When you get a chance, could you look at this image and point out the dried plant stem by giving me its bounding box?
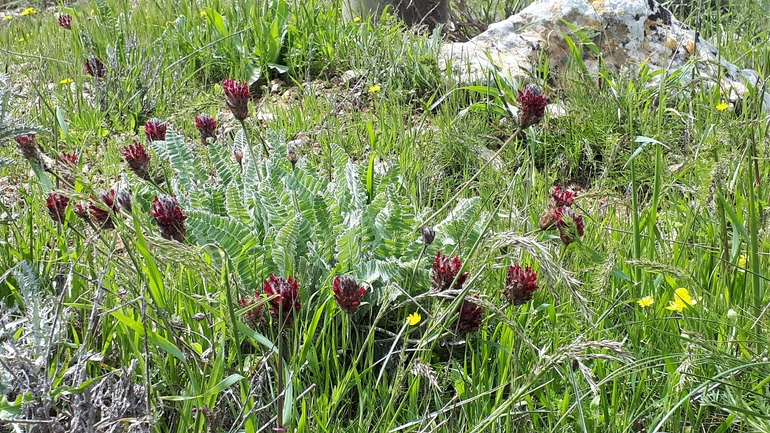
[422,127,523,227]
[276,332,285,428]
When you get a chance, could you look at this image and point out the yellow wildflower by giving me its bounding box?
[407,311,421,326]
[353,16,361,22]
[4,15,12,20]
[199,11,207,17]
[60,78,73,84]
[665,288,701,312]
[18,37,24,42]
[368,85,381,93]
[21,7,36,16]
[737,254,747,269]
[716,102,729,111]
[637,296,654,308]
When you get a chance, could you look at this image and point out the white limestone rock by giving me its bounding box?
[441,0,769,109]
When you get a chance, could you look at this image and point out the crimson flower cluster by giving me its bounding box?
[431,252,468,292]
[452,296,484,336]
[150,195,187,242]
[554,205,585,245]
[516,83,548,128]
[539,186,574,229]
[430,249,485,335]
[89,189,119,229]
[195,114,217,146]
[539,185,584,245]
[504,264,539,306]
[223,79,251,121]
[85,56,105,79]
[333,275,366,314]
[144,118,167,142]
[59,152,78,166]
[58,14,72,30]
[122,141,151,180]
[14,133,40,163]
[46,193,69,224]
[263,274,301,329]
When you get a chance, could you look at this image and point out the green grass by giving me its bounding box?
[1,0,770,432]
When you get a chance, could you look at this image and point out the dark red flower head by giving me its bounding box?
[122,141,151,179]
[89,189,118,229]
[58,14,72,30]
[14,133,40,162]
[263,274,301,329]
[551,186,574,207]
[516,83,547,128]
[333,275,366,314]
[452,296,484,336]
[85,56,105,78]
[144,118,167,142]
[239,294,267,327]
[554,205,584,245]
[539,186,575,229]
[504,264,539,305]
[46,193,69,224]
[223,79,251,121]
[72,201,89,219]
[59,152,78,166]
[150,195,187,242]
[431,252,468,292]
[194,113,217,145]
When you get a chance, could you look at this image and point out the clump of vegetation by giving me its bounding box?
[1,0,769,432]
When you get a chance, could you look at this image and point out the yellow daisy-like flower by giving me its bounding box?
[21,7,37,16]
[737,254,747,269]
[4,15,12,20]
[665,288,701,312]
[716,102,729,111]
[200,11,207,17]
[368,85,381,93]
[60,78,73,84]
[637,296,654,308]
[353,16,361,22]
[407,311,421,326]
